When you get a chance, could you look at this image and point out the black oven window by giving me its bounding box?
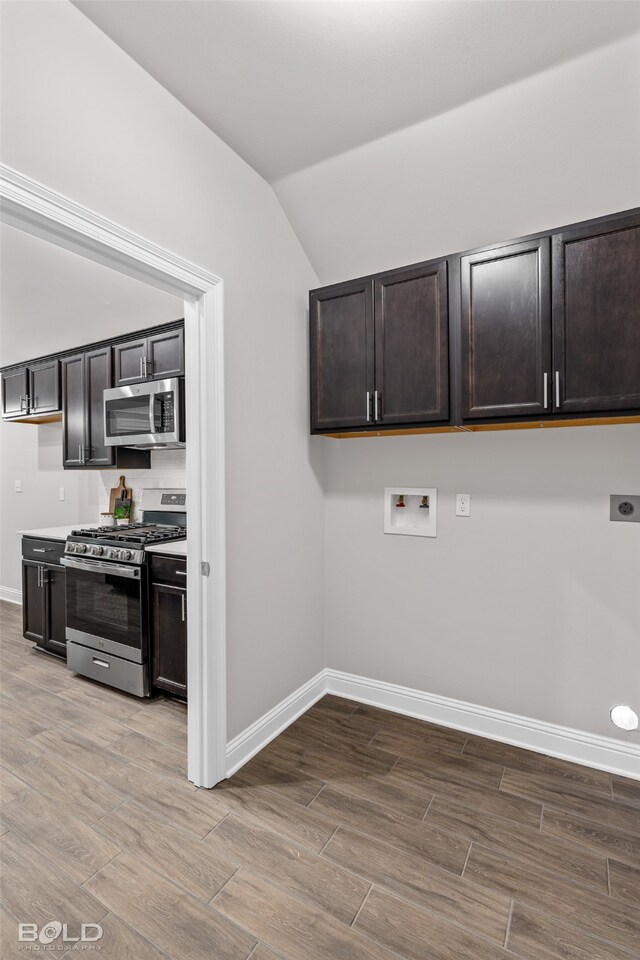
[106,395,150,436]
[66,569,141,650]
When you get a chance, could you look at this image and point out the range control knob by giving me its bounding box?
[66,543,76,553]
[109,549,120,560]
[120,550,132,561]
[76,543,87,554]
[91,546,104,556]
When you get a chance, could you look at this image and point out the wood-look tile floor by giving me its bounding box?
[1,599,639,960]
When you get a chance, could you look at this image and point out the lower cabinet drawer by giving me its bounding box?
[67,641,149,697]
[150,555,187,586]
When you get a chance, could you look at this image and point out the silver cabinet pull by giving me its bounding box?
[36,566,41,588]
[139,357,145,379]
[181,593,186,623]
[555,371,560,408]
[374,390,380,421]
[543,372,548,409]
[145,357,152,377]
[33,548,54,553]
[174,570,187,576]
[92,657,110,669]
[366,391,370,422]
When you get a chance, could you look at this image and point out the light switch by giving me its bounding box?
[59,487,65,501]
[14,480,22,494]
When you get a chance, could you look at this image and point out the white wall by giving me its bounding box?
[279,35,640,742]
[0,0,324,740]
[275,33,640,284]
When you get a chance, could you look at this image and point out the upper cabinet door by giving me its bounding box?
[61,353,86,467]
[29,359,60,415]
[85,346,115,467]
[2,367,29,418]
[460,238,551,420]
[552,214,640,413]
[310,279,375,431]
[147,327,184,379]
[113,338,148,386]
[374,260,449,424]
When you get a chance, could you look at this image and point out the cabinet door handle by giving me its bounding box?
[366,391,370,423]
[139,357,145,379]
[543,372,548,409]
[37,566,43,588]
[174,570,187,576]
[555,371,560,408]
[181,593,186,623]
[374,390,380,421]
[145,357,152,377]
[20,395,30,411]
[92,657,110,669]
[33,548,54,553]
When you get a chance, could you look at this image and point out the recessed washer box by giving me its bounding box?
[384,487,437,538]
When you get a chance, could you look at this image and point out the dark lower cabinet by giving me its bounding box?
[552,213,640,414]
[22,542,67,658]
[150,556,187,699]
[460,238,551,420]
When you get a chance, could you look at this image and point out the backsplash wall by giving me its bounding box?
[0,419,185,594]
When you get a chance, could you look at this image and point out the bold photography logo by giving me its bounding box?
[18,921,103,949]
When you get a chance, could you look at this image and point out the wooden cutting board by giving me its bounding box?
[108,476,132,515]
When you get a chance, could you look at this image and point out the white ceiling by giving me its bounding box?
[73,0,640,183]
[0,224,183,367]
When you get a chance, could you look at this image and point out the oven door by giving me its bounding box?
[62,557,146,662]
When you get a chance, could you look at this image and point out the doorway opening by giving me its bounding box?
[0,163,226,787]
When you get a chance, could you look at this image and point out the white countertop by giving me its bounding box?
[17,524,99,541]
[145,540,188,557]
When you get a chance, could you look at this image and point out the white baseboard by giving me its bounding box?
[326,669,640,781]
[226,666,640,780]
[0,586,22,605]
[225,670,326,777]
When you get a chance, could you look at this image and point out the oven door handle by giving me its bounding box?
[61,557,140,578]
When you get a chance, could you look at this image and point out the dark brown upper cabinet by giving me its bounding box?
[460,238,551,420]
[310,279,374,431]
[114,326,184,386]
[62,347,149,469]
[1,366,28,418]
[2,360,60,419]
[374,260,449,425]
[552,213,640,414]
[310,261,449,432]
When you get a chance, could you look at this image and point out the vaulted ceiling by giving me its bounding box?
[73,0,640,184]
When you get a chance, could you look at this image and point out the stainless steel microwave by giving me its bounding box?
[104,378,185,449]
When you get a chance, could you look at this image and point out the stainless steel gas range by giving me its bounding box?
[62,488,186,697]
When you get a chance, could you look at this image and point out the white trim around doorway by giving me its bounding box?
[0,163,226,787]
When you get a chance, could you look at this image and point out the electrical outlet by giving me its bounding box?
[14,480,22,494]
[610,494,640,523]
[59,487,65,501]
[456,493,470,517]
